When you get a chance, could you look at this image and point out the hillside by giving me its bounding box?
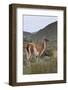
[23,21,57,47]
[31,21,57,41]
[23,31,32,38]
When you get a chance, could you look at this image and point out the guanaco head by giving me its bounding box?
[43,38,49,42]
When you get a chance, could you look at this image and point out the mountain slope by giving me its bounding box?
[31,21,57,41]
[23,31,32,39]
[23,21,57,47]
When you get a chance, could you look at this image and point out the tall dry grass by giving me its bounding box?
[23,48,57,75]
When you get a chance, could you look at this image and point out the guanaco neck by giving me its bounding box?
[40,40,47,56]
[43,40,47,50]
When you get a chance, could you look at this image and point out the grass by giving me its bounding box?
[23,47,57,75]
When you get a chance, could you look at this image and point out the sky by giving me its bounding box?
[23,15,57,33]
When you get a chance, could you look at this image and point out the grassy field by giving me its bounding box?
[23,46,57,75]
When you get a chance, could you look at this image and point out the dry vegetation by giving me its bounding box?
[23,47,57,75]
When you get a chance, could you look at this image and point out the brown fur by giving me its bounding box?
[24,39,48,60]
